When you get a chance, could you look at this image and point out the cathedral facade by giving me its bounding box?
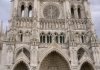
[0,0,100,70]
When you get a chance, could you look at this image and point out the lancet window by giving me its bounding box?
[71,7,75,18]
[60,33,65,43]
[55,33,58,43]
[40,33,45,43]
[21,5,25,17]
[47,33,52,43]
[78,7,81,19]
[19,31,23,42]
[28,5,32,17]
[81,33,85,43]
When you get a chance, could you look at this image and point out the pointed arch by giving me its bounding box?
[77,46,90,61]
[15,47,30,60]
[79,61,95,70]
[38,47,71,70]
[77,48,86,60]
[39,47,70,65]
[12,60,30,70]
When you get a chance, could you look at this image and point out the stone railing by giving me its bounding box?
[40,18,65,30]
[14,17,33,28]
[69,19,88,30]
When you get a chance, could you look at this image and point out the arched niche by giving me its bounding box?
[16,48,30,60]
[80,62,94,70]
[13,61,29,70]
[39,51,70,70]
[77,48,88,60]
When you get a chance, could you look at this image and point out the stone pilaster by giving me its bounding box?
[25,6,28,17]
[74,7,78,19]
[65,0,71,18]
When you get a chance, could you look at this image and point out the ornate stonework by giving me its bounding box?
[0,0,100,70]
[43,5,60,19]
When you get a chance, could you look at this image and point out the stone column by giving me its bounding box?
[70,47,78,65]
[18,6,21,17]
[80,9,84,19]
[58,36,60,43]
[65,0,71,18]
[10,0,14,19]
[45,35,47,43]
[25,6,28,17]
[83,0,91,18]
[34,0,38,10]
[31,45,38,67]
[14,0,18,9]
[74,7,78,19]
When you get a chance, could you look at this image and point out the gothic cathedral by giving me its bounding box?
[0,0,100,70]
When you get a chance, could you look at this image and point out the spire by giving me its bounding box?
[0,21,3,35]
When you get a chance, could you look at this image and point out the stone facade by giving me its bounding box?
[0,0,100,70]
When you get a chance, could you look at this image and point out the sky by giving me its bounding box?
[0,0,100,39]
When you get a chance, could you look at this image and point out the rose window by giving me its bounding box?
[43,5,60,19]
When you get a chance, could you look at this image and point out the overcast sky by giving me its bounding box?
[0,0,100,39]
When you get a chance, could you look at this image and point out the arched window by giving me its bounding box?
[55,33,58,43]
[40,33,45,43]
[71,7,75,18]
[47,33,52,43]
[81,33,85,43]
[77,48,85,60]
[21,5,25,17]
[60,33,65,44]
[28,5,32,17]
[78,8,81,19]
[19,31,23,42]
[81,35,84,43]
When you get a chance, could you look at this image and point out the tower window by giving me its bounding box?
[28,5,32,17]
[21,5,25,17]
[71,7,74,18]
[78,8,81,19]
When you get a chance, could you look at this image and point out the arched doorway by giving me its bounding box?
[40,52,70,70]
[14,61,29,70]
[80,62,94,70]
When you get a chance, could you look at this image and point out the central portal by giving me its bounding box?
[40,52,70,70]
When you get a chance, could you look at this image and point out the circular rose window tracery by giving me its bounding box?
[43,5,60,19]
